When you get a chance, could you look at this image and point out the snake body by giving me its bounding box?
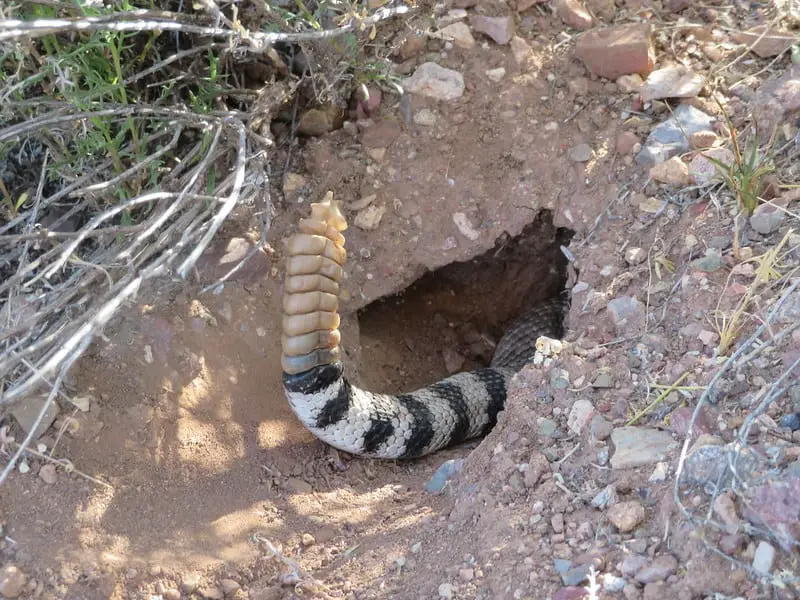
[280,193,568,459]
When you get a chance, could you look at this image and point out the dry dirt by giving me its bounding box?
[1,4,799,600]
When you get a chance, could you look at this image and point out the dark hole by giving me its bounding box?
[355,210,575,395]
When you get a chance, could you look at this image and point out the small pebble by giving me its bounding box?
[752,541,775,574]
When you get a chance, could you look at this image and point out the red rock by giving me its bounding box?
[616,131,640,154]
[553,587,588,600]
[359,120,402,148]
[669,406,712,437]
[734,26,797,58]
[554,0,593,30]
[574,23,655,80]
[754,64,800,137]
[469,15,515,45]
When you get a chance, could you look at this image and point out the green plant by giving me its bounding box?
[703,101,776,217]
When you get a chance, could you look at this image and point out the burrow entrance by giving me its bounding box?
[356,211,575,395]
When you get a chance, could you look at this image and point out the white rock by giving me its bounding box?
[354,204,386,230]
[752,541,776,575]
[403,63,465,101]
[452,212,480,240]
[439,583,455,598]
[440,22,475,49]
[640,65,705,102]
[414,109,438,126]
[567,399,595,434]
[487,67,506,82]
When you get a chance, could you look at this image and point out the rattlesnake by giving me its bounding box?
[280,192,568,459]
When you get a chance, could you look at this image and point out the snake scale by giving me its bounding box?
[280,192,569,459]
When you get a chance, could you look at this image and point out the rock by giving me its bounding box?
[689,147,734,186]
[442,348,465,373]
[636,555,678,583]
[510,36,534,64]
[38,463,57,484]
[553,587,588,600]
[648,461,668,482]
[452,212,480,240]
[691,247,724,272]
[590,414,613,441]
[396,34,425,60]
[681,444,763,490]
[301,533,316,547]
[606,296,646,335]
[642,582,667,600]
[164,589,181,600]
[297,105,343,136]
[469,15,515,45]
[592,370,613,388]
[554,0,593,30]
[181,574,200,595]
[425,458,464,493]
[438,582,455,598]
[753,65,800,139]
[607,500,646,532]
[617,73,643,93]
[567,400,595,434]
[569,143,593,162]
[640,65,705,102]
[354,204,386,231]
[538,418,558,437]
[402,63,465,101]
[574,23,654,80]
[524,450,549,487]
[198,586,223,599]
[610,427,678,469]
[551,513,565,533]
[414,109,437,126]
[719,534,746,555]
[636,104,715,165]
[649,156,690,185]
[458,568,474,581]
[550,368,570,389]
[285,477,313,493]
[487,67,506,82]
[637,196,665,214]
[440,22,475,49]
[435,9,468,28]
[11,394,60,439]
[734,26,797,58]
[602,573,626,592]
[780,412,800,431]
[0,566,26,598]
[743,477,800,550]
[568,77,589,96]
[750,201,786,235]
[752,541,776,575]
[616,131,641,154]
[621,554,648,577]
[697,329,719,347]
[712,491,741,530]
[359,120,402,148]
[624,247,646,265]
[689,130,718,149]
[221,579,241,596]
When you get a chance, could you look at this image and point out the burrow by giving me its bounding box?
[354,210,575,395]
